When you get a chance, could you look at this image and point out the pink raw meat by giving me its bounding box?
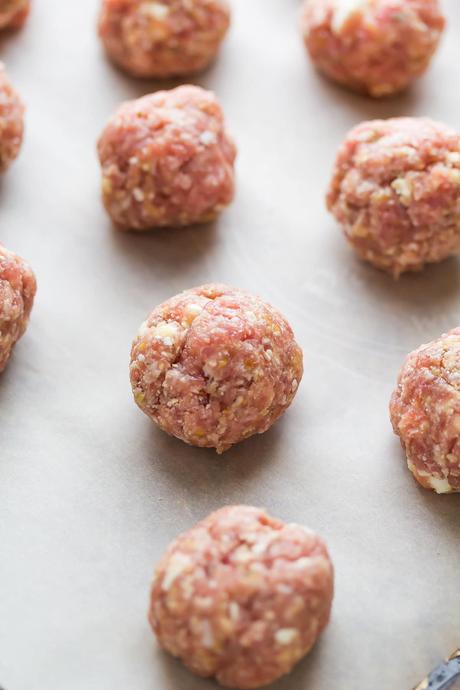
[98,0,230,78]
[390,328,460,494]
[97,85,236,230]
[130,284,303,452]
[0,243,36,372]
[0,64,24,172]
[149,506,334,688]
[301,0,445,97]
[327,117,460,276]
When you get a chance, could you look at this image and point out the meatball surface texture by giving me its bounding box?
[0,243,36,372]
[327,117,460,276]
[98,85,236,230]
[390,328,460,494]
[130,284,303,452]
[149,505,334,688]
[98,0,230,78]
[0,64,24,172]
[301,0,445,97]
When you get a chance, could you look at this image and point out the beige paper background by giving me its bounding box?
[1,1,459,689]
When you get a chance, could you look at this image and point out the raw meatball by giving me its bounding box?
[97,85,236,230]
[390,329,460,494]
[0,0,30,30]
[149,506,334,689]
[301,0,445,97]
[98,0,230,78]
[130,284,303,453]
[0,243,36,372]
[327,117,460,277]
[0,64,24,172]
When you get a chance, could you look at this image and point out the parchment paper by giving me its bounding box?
[1,1,459,689]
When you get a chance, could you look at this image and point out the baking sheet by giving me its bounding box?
[1,1,460,689]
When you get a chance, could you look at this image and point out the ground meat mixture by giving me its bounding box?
[0,243,36,372]
[0,64,24,172]
[97,85,236,230]
[390,328,460,494]
[0,0,30,30]
[149,506,334,688]
[98,0,230,78]
[130,284,303,453]
[327,117,460,277]
[301,0,445,97]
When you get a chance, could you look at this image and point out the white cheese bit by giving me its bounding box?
[391,177,412,205]
[427,476,453,494]
[447,151,460,166]
[294,557,313,569]
[162,553,192,591]
[199,130,217,146]
[133,187,145,202]
[154,321,180,341]
[182,303,203,325]
[242,532,258,544]
[229,602,240,622]
[408,462,453,494]
[252,541,268,556]
[201,620,215,649]
[141,2,169,20]
[332,0,370,33]
[233,545,253,563]
[250,532,277,556]
[275,628,298,645]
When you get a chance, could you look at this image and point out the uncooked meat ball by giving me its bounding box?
[149,506,334,689]
[97,85,236,230]
[0,243,36,372]
[130,284,303,452]
[98,0,230,78]
[301,0,445,97]
[327,117,460,277]
[0,0,30,30]
[0,64,24,172]
[390,329,460,494]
